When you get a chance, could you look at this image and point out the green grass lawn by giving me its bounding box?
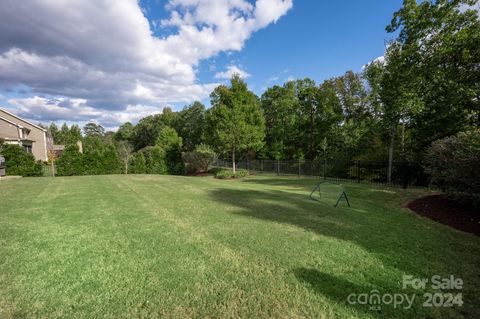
[1,175,479,318]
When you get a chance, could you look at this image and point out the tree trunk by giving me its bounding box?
[232,149,236,174]
[387,126,396,184]
[125,161,128,174]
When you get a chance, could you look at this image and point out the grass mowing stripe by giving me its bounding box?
[1,175,479,318]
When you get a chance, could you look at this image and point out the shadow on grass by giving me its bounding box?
[208,180,480,318]
[293,268,426,318]
[294,268,376,317]
[208,184,461,278]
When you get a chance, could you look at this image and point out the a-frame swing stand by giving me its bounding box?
[309,181,350,207]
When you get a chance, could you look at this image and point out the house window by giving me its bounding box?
[23,144,32,153]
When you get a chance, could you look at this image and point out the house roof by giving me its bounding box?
[0,114,23,128]
[0,108,47,132]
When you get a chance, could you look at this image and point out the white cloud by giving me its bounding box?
[266,75,279,83]
[215,65,251,79]
[6,96,162,129]
[0,0,292,125]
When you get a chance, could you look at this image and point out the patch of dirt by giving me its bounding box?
[407,195,480,236]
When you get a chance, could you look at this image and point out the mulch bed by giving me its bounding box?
[407,195,479,236]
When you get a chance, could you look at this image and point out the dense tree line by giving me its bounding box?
[41,0,478,182]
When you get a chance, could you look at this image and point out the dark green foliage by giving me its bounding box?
[206,75,265,172]
[156,127,184,175]
[0,144,42,176]
[130,152,147,174]
[142,146,168,174]
[56,137,121,176]
[173,101,206,151]
[102,131,116,145]
[261,82,300,159]
[386,0,480,155]
[114,122,134,142]
[82,136,105,175]
[102,143,122,174]
[160,107,177,127]
[131,115,165,150]
[182,144,217,174]
[47,123,59,144]
[83,122,105,137]
[56,145,84,176]
[51,123,82,145]
[131,108,177,151]
[425,129,480,202]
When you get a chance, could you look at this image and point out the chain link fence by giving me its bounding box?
[39,157,429,188]
[213,158,429,188]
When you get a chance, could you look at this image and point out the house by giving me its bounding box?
[0,108,49,161]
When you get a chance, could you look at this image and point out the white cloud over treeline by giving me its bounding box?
[0,0,292,126]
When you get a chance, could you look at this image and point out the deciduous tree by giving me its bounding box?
[206,75,265,173]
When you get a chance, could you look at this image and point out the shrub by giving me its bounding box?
[130,152,147,174]
[424,129,480,202]
[215,169,233,179]
[56,144,84,176]
[183,144,217,174]
[102,143,122,174]
[142,146,168,174]
[0,144,42,176]
[82,136,122,175]
[214,168,249,179]
[235,169,249,178]
[156,127,184,175]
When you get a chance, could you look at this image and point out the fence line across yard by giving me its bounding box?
[212,158,429,189]
[38,158,429,189]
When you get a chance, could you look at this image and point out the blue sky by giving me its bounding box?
[193,0,402,94]
[0,0,402,128]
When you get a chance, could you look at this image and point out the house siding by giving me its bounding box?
[0,109,48,161]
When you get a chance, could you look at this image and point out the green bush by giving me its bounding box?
[82,136,122,175]
[425,129,480,201]
[130,152,147,174]
[56,144,83,176]
[215,169,233,179]
[142,146,168,174]
[183,144,217,174]
[214,168,249,179]
[0,144,42,176]
[235,169,249,178]
[102,143,122,174]
[156,127,184,175]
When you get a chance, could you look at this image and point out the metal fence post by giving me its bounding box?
[210,157,425,188]
[323,159,326,180]
[357,160,361,184]
[402,161,408,189]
